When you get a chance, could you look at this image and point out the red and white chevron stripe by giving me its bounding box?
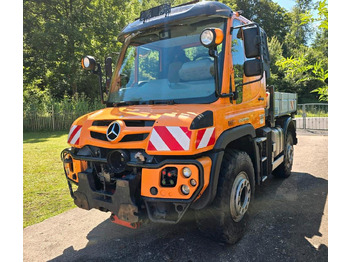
[195,127,215,149]
[147,126,192,151]
[67,125,82,145]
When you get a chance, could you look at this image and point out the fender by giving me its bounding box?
[192,124,259,209]
[276,116,298,145]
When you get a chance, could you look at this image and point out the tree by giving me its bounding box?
[276,0,328,101]
[229,0,290,44]
[23,0,328,104]
[23,0,143,99]
[283,0,313,55]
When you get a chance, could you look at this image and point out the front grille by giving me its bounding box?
[92,120,113,126]
[90,119,153,142]
[90,131,108,141]
[124,120,155,127]
[120,133,149,142]
[90,132,149,142]
[92,119,155,127]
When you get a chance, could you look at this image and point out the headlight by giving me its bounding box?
[182,167,192,178]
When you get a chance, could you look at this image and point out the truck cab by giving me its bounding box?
[62,1,297,244]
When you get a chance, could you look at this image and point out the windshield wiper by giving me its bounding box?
[114,100,176,107]
[114,101,141,107]
[148,100,176,105]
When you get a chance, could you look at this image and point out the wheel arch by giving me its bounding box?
[192,124,260,209]
[276,116,298,145]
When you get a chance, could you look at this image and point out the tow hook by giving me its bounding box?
[110,213,141,229]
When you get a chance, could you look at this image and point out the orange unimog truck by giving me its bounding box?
[61,1,298,244]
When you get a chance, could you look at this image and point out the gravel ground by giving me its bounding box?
[23,130,328,262]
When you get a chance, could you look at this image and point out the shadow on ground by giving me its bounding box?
[50,172,327,262]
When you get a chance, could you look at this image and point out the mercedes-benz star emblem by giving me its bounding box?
[106,121,121,141]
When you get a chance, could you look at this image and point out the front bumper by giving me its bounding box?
[129,159,210,223]
[73,171,140,224]
[62,148,211,224]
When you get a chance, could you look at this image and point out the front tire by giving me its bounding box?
[195,149,255,244]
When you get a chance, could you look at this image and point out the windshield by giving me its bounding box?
[108,17,226,105]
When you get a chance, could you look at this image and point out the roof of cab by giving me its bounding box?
[117,1,233,42]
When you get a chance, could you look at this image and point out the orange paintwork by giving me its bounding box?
[141,157,211,200]
[214,28,224,45]
[67,15,268,201]
[64,154,87,183]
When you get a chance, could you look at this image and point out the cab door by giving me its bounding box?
[231,18,265,106]
[230,18,266,128]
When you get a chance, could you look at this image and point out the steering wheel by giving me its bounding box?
[137,81,148,87]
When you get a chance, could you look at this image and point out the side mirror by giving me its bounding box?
[120,74,129,87]
[81,56,96,71]
[105,57,113,78]
[244,59,262,77]
[243,27,260,58]
[200,28,224,48]
[81,55,105,104]
[105,57,113,92]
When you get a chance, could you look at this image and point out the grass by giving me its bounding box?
[295,112,328,118]
[23,131,76,228]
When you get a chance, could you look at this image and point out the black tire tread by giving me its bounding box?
[195,149,254,244]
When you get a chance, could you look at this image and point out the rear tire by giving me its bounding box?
[272,131,294,178]
[195,149,255,244]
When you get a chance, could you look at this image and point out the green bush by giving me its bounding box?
[23,92,104,131]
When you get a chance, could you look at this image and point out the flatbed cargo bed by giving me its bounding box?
[274,92,297,117]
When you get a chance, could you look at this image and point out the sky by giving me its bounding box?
[273,0,329,12]
[273,0,296,11]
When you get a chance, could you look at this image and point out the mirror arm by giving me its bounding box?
[218,64,264,100]
[209,48,221,97]
[220,92,237,99]
[92,63,106,104]
[230,22,260,34]
[220,72,263,101]
[235,71,264,89]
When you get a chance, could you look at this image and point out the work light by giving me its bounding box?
[81,55,96,70]
[200,28,224,48]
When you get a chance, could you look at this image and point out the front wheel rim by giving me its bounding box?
[286,142,294,169]
[230,172,251,222]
